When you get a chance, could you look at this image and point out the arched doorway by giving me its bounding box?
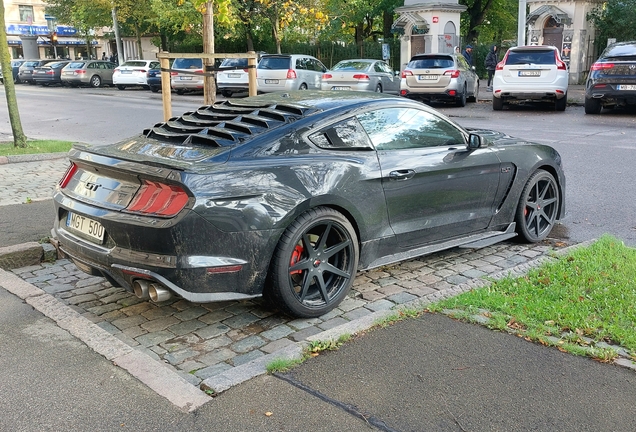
[542,17,563,49]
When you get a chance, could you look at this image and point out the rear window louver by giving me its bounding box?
[143,100,314,146]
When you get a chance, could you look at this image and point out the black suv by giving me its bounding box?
[585,41,636,114]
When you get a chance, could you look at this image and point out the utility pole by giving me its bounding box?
[112,6,124,64]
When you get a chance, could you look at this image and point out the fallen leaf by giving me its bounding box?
[265,412,273,417]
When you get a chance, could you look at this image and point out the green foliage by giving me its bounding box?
[266,357,304,373]
[429,235,636,360]
[0,140,73,156]
[587,0,636,49]
[307,333,351,353]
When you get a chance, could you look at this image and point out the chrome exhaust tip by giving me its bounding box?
[132,279,151,300]
[148,283,172,302]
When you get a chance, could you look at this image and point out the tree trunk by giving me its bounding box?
[355,22,364,57]
[160,32,168,52]
[0,0,27,147]
[203,1,216,105]
[383,11,393,40]
[135,23,143,59]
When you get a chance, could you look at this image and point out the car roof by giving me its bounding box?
[508,45,557,51]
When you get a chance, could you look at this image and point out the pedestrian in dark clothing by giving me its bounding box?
[485,45,498,91]
[462,45,474,67]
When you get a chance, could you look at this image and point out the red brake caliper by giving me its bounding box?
[289,244,304,275]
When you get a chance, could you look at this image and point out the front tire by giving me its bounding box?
[515,170,560,243]
[585,97,602,114]
[270,207,359,318]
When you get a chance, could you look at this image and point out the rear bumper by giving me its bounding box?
[586,84,636,106]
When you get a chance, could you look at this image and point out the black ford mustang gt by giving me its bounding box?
[53,91,565,317]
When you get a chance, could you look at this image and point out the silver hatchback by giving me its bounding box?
[257,54,327,93]
[400,53,479,106]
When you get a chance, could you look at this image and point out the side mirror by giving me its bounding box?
[468,133,483,149]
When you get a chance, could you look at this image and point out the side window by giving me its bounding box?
[374,62,384,73]
[315,59,327,72]
[457,56,468,70]
[150,61,160,69]
[296,58,307,70]
[357,108,465,150]
[308,117,373,150]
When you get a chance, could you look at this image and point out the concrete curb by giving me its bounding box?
[0,152,68,165]
[0,268,211,412]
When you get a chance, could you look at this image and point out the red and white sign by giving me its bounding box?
[432,16,439,23]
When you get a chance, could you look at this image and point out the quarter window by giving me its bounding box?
[357,108,465,150]
[308,118,373,150]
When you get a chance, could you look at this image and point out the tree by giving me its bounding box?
[587,0,636,49]
[0,0,27,148]
[459,0,496,43]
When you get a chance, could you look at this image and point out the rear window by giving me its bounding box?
[258,56,291,70]
[172,58,203,69]
[68,62,86,68]
[50,62,68,69]
[407,56,454,69]
[23,61,39,67]
[505,49,555,65]
[220,58,248,68]
[602,44,636,60]
[333,61,372,71]
[121,61,148,67]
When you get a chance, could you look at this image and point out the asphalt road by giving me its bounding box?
[0,200,55,246]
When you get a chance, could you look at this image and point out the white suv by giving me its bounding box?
[492,45,569,111]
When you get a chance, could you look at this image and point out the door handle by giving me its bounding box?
[389,169,415,180]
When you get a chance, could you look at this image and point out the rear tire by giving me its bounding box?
[150,86,159,93]
[493,96,504,111]
[176,89,185,95]
[456,85,467,107]
[269,207,359,318]
[584,97,602,114]
[90,75,102,88]
[515,170,560,243]
[555,94,567,111]
[299,83,308,90]
[375,84,382,93]
[221,90,233,98]
[117,85,126,90]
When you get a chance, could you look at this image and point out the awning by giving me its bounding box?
[392,12,429,34]
[527,5,572,26]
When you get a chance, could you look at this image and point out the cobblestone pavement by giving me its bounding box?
[11,239,567,387]
[0,158,70,206]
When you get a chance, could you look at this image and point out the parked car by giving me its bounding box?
[492,45,569,111]
[61,60,117,88]
[32,60,70,86]
[18,59,58,84]
[584,41,636,114]
[170,57,204,95]
[256,54,327,93]
[4,60,26,84]
[52,91,565,318]
[400,53,479,106]
[321,59,399,94]
[146,67,162,92]
[113,60,159,90]
[217,57,252,97]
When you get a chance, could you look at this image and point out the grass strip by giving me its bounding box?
[0,140,73,156]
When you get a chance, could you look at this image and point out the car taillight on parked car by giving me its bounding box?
[590,62,614,71]
[126,180,188,217]
[286,69,297,79]
[352,74,370,80]
[401,70,413,78]
[443,70,460,78]
[322,73,333,80]
[555,51,567,70]
[495,61,504,71]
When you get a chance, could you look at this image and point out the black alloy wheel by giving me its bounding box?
[90,75,102,88]
[375,84,382,93]
[299,83,308,90]
[515,170,560,243]
[270,207,359,318]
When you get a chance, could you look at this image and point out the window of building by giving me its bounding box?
[19,5,34,23]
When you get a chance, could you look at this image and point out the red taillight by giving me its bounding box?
[555,51,567,70]
[46,70,54,75]
[495,61,504,71]
[443,70,460,78]
[170,72,178,76]
[243,68,248,73]
[286,69,297,79]
[352,74,370,80]
[126,180,188,217]
[194,69,203,75]
[322,73,333,79]
[59,163,78,188]
[77,70,86,74]
[133,69,147,73]
[400,89,408,96]
[448,90,457,96]
[590,62,614,71]
[207,265,243,274]
[401,70,413,78]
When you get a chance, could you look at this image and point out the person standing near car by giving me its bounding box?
[462,45,474,67]
[485,45,498,91]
